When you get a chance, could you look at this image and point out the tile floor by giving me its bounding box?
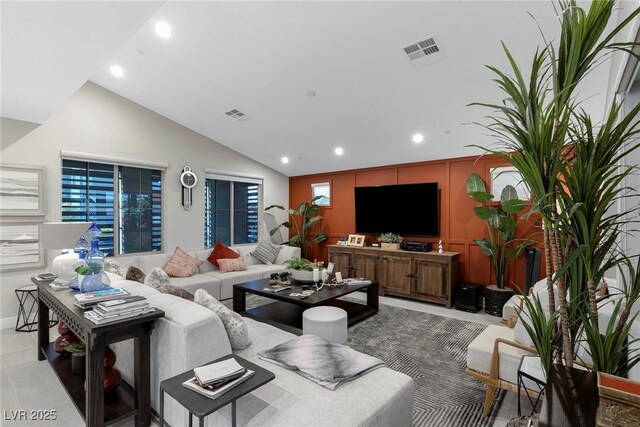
[0,295,530,427]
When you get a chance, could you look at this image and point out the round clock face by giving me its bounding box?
[180,169,197,189]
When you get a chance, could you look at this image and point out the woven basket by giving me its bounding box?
[596,372,640,427]
[484,285,514,317]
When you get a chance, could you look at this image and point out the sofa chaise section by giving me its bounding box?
[109,277,414,427]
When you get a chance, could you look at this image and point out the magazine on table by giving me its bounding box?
[193,358,246,385]
[183,370,254,399]
[95,296,148,314]
[84,306,155,324]
[74,288,129,306]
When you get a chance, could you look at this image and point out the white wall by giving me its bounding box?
[622,85,640,263]
[0,82,289,324]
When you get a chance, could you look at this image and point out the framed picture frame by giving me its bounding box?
[490,166,531,201]
[0,222,45,271]
[0,164,46,220]
[347,234,366,247]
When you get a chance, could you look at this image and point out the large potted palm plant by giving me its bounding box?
[265,196,328,260]
[473,0,640,392]
[466,173,532,316]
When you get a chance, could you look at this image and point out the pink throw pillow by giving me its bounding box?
[163,247,203,278]
[218,258,247,273]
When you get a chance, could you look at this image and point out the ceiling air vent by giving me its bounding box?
[224,109,248,121]
[402,36,446,68]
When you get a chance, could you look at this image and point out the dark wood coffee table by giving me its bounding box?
[233,279,379,334]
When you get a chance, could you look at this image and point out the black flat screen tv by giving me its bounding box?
[355,183,439,236]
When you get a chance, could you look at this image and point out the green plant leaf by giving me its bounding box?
[502,199,525,214]
[264,204,285,211]
[473,206,492,220]
[312,233,328,243]
[467,173,487,194]
[500,185,519,204]
[474,239,495,257]
[304,215,322,229]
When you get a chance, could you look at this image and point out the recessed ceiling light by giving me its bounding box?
[334,147,344,156]
[110,65,124,78]
[281,157,289,164]
[155,21,173,39]
[412,133,424,143]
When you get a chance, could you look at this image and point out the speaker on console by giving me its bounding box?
[524,248,541,294]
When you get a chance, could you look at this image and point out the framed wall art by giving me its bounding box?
[0,164,46,219]
[0,222,45,271]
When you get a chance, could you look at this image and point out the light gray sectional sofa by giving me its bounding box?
[107,272,414,427]
[108,244,300,300]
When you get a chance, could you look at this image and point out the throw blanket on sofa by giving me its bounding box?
[258,335,385,390]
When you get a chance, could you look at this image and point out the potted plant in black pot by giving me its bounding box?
[466,173,532,316]
[65,342,86,375]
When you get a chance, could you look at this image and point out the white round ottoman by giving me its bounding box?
[302,306,348,344]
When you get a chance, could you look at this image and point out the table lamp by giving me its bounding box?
[41,222,91,280]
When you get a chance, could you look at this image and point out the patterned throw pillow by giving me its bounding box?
[103,259,125,277]
[218,258,247,273]
[250,241,282,265]
[144,267,172,289]
[126,266,146,283]
[194,289,251,350]
[159,284,194,301]
[207,241,240,268]
[163,247,203,277]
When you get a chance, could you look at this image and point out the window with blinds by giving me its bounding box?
[204,179,259,247]
[61,159,162,256]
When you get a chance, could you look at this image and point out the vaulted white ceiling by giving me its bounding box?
[3,1,633,176]
[1,1,163,124]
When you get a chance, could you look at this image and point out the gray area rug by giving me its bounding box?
[227,295,502,427]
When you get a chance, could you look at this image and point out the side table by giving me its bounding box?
[33,277,164,427]
[517,355,546,416]
[160,354,275,427]
[15,285,58,332]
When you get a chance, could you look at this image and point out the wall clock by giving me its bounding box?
[180,166,197,210]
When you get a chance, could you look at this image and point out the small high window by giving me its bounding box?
[311,182,331,207]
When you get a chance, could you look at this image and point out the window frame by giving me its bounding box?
[61,157,165,257]
[204,172,263,248]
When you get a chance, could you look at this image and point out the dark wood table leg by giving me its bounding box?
[232,401,237,427]
[37,292,48,361]
[86,334,105,427]
[233,287,246,312]
[367,283,379,311]
[135,324,152,427]
[159,388,165,427]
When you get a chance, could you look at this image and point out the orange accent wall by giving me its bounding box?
[289,155,544,291]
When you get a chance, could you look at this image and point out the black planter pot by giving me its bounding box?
[484,285,514,317]
[71,353,86,375]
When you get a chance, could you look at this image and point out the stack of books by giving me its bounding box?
[74,288,130,308]
[84,295,154,324]
[183,358,254,399]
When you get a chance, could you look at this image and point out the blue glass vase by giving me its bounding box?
[80,223,110,292]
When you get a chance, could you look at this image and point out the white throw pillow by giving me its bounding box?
[194,289,251,350]
[144,267,171,289]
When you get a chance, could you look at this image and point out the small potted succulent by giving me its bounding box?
[65,342,86,375]
[378,233,403,251]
